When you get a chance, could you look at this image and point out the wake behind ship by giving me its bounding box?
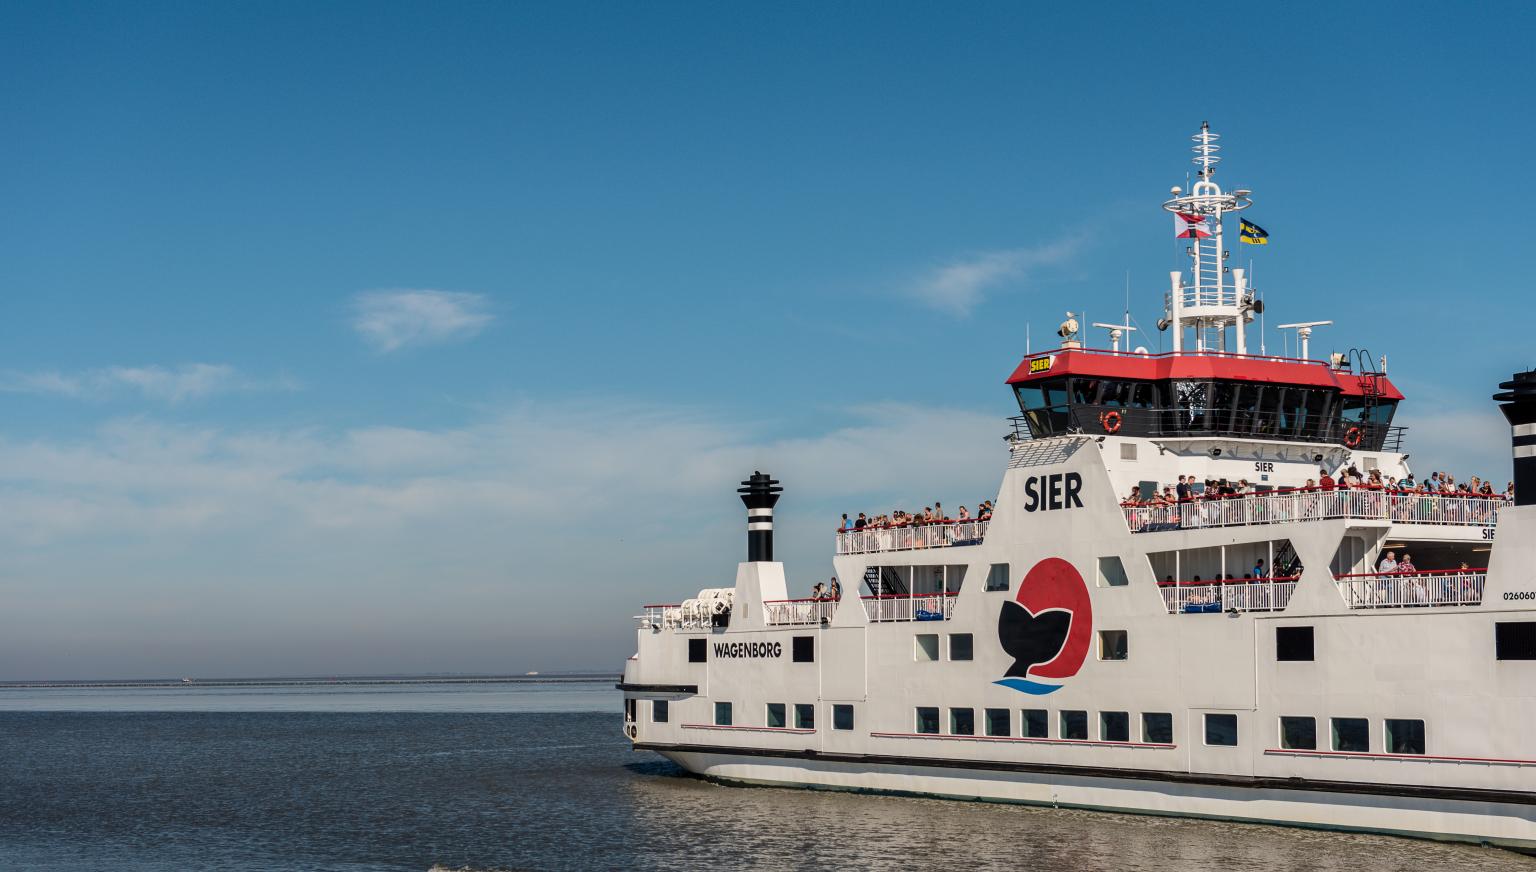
[618,124,1536,850]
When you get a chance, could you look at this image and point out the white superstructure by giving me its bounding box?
[619,125,1536,851]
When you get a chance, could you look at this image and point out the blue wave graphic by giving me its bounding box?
[993,677,1062,695]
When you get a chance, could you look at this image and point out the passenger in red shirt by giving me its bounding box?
[1318,469,1336,491]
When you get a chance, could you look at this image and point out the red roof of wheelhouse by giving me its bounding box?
[1005,348,1404,401]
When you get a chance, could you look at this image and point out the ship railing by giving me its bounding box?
[1124,490,1507,534]
[1332,569,1487,608]
[861,592,956,622]
[636,603,682,629]
[1156,577,1299,614]
[763,597,839,626]
[835,520,988,555]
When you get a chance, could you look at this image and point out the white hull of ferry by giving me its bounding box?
[656,749,1536,851]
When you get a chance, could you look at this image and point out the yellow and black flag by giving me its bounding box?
[1239,218,1269,245]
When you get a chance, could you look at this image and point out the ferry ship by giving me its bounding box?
[618,124,1536,850]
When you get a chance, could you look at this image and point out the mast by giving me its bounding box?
[1161,122,1257,355]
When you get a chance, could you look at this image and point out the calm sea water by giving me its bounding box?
[0,680,1530,871]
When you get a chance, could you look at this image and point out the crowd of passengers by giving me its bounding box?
[837,500,994,532]
[1122,467,1513,508]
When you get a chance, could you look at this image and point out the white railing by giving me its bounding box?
[835,520,989,555]
[763,598,839,626]
[1333,571,1486,608]
[1157,578,1298,614]
[861,593,956,622]
[1125,491,1507,534]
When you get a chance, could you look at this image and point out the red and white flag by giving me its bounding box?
[1173,211,1214,239]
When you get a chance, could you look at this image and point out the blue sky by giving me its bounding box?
[1,2,1532,679]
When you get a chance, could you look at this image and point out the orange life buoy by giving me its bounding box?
[1344,426,1362,448]
[1100,410,1122,434]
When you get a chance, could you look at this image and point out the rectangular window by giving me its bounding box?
[832,704,854,731]
[915,634,939,661]
[1496,622,1536,660]
[1023,708,1049,738]
[1205,713,1238,746]
[950,634,974,661]
[1061,710,1088,740]
[1142,712,1173,744]
[652,700,669,723]
[1098,630,1128,661]
[1097,556,1130,587]
[766,703,786,729]
[1120,442,1137,461]
[985,708,1011,737]
[1385,719,1425,755]
[950,708,975,736]
[1276,626,1314,662]
[1279,716,1316,750]
[1331,717,1369,752]
[986,563,1010,592]
[916,707,940,735]
[624,698,636,722]
[688,638,707,663]
[794,703,815,731]
[714,701,732,726]
[792,635,814,663]
[1100,711,1130,743]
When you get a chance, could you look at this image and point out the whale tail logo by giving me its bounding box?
[994,557,1092,695]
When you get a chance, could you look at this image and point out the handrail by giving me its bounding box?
[835,520,989,555]
[1028,346,1331,367]
[1158,577,1298,614]
[1333,568,1487,578]
[1157,576,1299,587]
[1125,490,1506,533]
[1332,570,1486,608]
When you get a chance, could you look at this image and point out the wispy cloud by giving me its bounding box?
[351,289,494,352]
[0,363,284,404]
[909,234,1087,316]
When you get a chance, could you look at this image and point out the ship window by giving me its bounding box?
[1072,378,1103,405]
[1120,442,1137,460]
[1276,626,1314,661]
[949,633,974,661]
[1061,710,1088,740]
[1143,712,1173,744]
[794,704,815,730]
[985,708,1011,737]
[1098,630,1128,661]
[1495,622,1536,660]
[625,699,636,723]
[793,636,814,663]
[1097,556,1129,588]
[766,703,786,729]
[1331,717,1369,752]
[714,702,732,726]
[1100,711,1130,742]
[950,708,975,736]
[688,638,706,663]
[1204,713,1238,746]
[1386,719,1425,755]
[652,700,669,723]
[916,707,940,734]
[832,704,854,731]
[1280,716,1316,750]
[986,563,1010,592]
[1023,709,1049,738]
[915,634,939,661]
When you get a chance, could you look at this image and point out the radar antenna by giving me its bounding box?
[1161,122,1258,355]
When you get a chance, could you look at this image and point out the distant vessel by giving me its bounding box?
[620,123,1536,851]
[524,671,540,676]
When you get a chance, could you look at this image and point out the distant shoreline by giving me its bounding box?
[0,674,621,690]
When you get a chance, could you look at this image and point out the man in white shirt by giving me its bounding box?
[1377,550,1399,574]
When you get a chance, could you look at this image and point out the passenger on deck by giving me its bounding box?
[1253,558,1265,578]
[828,577,842,600]
[1176,475,1192,502]
[811,582,827,600]
[934,501,944,520]
[1319,469,1336,490]
[957,505,971,520]
[1378,551,1399,574]
[1397,553,1417,574]
[839,513,851,532]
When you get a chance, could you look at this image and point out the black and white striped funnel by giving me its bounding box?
[1495,370,1536,506]
[737,471,784,562]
